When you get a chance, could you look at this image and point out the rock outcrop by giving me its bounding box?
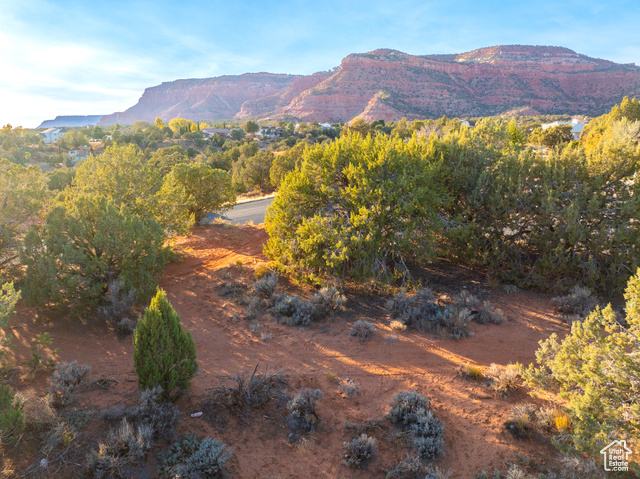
[100,45,640,125]
[38,115,104,128]
[99,73,300,125]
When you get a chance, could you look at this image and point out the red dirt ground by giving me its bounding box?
[7,224,571,478]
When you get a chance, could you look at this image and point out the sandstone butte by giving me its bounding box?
[98,45,640,125]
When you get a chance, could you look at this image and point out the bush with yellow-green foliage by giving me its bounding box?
[522,269,640,459]
[265,131,445,282]
[73,144,235,235]
[133,289,198,401]
[21,194,169,313]
[439,115,640,295]
[0,159,50,278]
[267,107,639,295]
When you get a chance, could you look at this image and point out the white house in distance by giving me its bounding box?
[256,126,286,138]
[68,145,92,163]
[201,128,231,139]
[39,127,67,143]
[541,118,588,141]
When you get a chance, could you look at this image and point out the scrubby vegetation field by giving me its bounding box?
[1,99,640,477]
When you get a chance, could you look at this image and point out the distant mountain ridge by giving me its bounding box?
[39,115,105,128]
[98,45,640,125]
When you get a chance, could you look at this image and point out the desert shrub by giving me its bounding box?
[271,293,313,326]
[338,380,362,398]
[41,420,76,455]
[452,290,506,325]
[505,464,527,479]
[474,301,507,324]
[49,361,91,407]
[387,391,431,428]
[342,433,378,468]
[24,332,59,372]
[133,289,198,401]
[386,454,450,479]
[554,411,571,433]
[0,384,24,445]
[550,286,598,319]
[218,280,247,299]
[387,289,472,338]
[246,298,266,320]
[389,320,407,332]
[128,387,179,440]
[15,390,57,431]
[325,371,339,383]
[286,388,324,439]
[458,362,484,381]
[349,320,375,342]
[158,434,232,479]
[86,418,152,478]
[522,269,640,455]
[552,454,605,479]
[505,403,537,439]
[406,410,445,460]
[387,391,444,460]
[310,286,346,320]
[116,318,136,336]
[210,365,288,411]
[253,272,278,299]
[487,363,520,395]
[452,290,480,310]
[534,406,557,432]
[386,288,439,330]
[432,306,472,339]
[98,279,136,326]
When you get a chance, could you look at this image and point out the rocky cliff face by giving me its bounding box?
[99,73,300,125]
[100,46,640,125]
[38,115,104,128]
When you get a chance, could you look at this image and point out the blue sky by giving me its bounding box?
[1,0,639,127]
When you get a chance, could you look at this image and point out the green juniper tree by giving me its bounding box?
[133,289,198,401]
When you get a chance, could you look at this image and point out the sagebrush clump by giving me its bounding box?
[158,434,232,479]
[49,361,91,407]
[505,403,537,439]
[101,387,179,440]
[286,388,324,440]
[349,320,376,342]
[342,433,378,468]
[386,391,445,460]
[86,418,152,478]
[98,279,136,330]
[551,285,599,319]
[487,363,520,395]
[310,286,346,320]
[271,293,313,326]
[386,454,450,479]
[253,272,278,299]
[210,365,288,412]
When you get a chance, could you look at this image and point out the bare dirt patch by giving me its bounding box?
[6,224,570,478]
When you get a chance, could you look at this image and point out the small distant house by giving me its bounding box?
[257,126,286,138]
[541,118,588,141]
[68,145,92,163]
[460,120,476,128]
[320,123,333,130]
[201,128,231,139]
[39,127,67,143]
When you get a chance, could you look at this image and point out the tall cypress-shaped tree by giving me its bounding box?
[133,289,197,401]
